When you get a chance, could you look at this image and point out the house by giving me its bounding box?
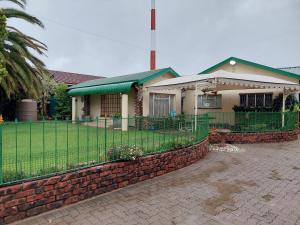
[49,70,103,86]
[48,70,104,118]
[149,57,300,116]
[68,67,180,129]
[197,57,300,113]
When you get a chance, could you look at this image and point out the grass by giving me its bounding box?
[1,119,207,184]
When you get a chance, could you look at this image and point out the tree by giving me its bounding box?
[39,74,57,117]
[0,0,48,99]
[53,84,72,119]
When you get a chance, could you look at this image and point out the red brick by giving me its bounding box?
[118,181,129,188]
[16,189,35,198]
[55,181,69,189]
[46,200,63,210]
[44,185,54,192]
[45,176,61,185]
[26,205,47,217]
[22,181,38,191]
[4,212,26,224]
[27,194,44,203]
[4,198,26,208]
[64,196,79,205]
[56,193,71,200]
[0,194,14,204]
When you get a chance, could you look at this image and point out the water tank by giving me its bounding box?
[16,99,38,121]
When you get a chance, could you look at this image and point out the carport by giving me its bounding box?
[149,70,300,127]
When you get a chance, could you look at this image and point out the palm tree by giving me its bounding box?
[0,0,48,99]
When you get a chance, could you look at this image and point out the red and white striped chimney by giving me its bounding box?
[150,0,156,70]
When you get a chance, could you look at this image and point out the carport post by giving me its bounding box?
[121,94,129,131]
[72,97,76,122]
[282,91,287,128]
[194,83,198,131]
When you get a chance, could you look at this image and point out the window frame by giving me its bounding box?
[149,93,175,117]
[198,94,222,109]
[100,94,121,117]
[239,93,273,108]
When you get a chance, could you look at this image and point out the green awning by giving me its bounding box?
[68,81,135,96]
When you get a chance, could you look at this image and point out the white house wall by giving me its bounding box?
[90,95,101,119]
[211,63,299,83]
[193,88,282,115]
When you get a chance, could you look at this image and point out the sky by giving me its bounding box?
[4,0,300,77]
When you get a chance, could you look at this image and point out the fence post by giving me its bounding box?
[0,123,3,184]
[29,119,32,176]
[105,117,107,161]
[15,118,18,176]
[55,118,58,170]
[96,117,99,163]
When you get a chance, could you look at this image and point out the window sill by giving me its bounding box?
[197,107,222,109]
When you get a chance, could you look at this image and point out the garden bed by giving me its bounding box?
[0,138,209,224]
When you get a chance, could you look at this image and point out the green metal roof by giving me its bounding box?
[68,81,135,96]
[278,66,300,76]
[68,67,180,96]
[199,57,300,80]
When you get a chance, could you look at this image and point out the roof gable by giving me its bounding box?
[199,57,300,80]
[69,67,180,90]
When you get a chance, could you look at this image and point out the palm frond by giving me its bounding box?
[2,8,44,28]
[0,0,26,9]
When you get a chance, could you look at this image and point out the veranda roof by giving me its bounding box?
[68,67,180,96]
[149,70,300,91]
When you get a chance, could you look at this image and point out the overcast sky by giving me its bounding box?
[5,0,300,77]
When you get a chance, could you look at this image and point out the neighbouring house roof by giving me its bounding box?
[49,70,103,86]
[150,70,300,91]
[199,57,300,80]
[278,66,300,76]
[68,67,180,96]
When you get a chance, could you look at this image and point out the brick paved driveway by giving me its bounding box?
[15,138,300,225]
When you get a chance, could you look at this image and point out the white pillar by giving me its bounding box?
[72,97,76,121]
[282,92,287,127]
[294,92,299,101]
[121,94,129,131]
[194,84,198,131]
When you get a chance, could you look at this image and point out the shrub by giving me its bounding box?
[54,83,72,119]
[108,145,143,161]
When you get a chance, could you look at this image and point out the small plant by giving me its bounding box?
[3,170,27,183]
[108,145,143,161]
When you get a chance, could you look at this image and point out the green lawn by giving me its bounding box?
[1,120,207,184]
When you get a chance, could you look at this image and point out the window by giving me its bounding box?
[100,94,121,117]
[239,93,273,108]
[198,95,222,109]
[150,93,175,117]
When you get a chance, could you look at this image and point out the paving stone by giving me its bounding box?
[13,138,300,225]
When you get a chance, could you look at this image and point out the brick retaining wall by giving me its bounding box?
[0,139,209,224]
[209,130,298,144]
